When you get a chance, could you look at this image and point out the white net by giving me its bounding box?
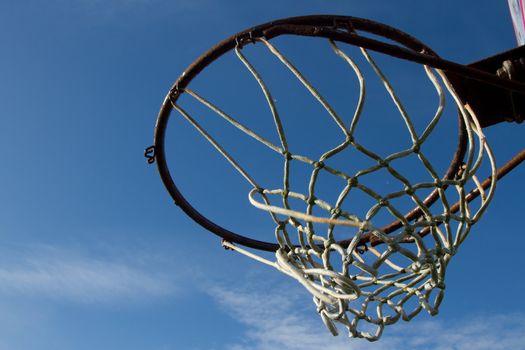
[170,37,497,341]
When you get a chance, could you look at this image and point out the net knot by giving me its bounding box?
[360,221,371,231]
[378,159,389,167]
[347,177,358,187]
[314,161,325,169]
[324,239,335,249]
[330,207,341,216]
[282,150,293,160]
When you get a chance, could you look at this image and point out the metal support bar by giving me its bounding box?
[447,46,525,127]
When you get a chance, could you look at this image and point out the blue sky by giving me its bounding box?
[1,1,524,349]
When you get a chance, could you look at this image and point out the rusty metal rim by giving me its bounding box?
[152,15,508,252]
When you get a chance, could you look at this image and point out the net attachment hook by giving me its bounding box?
[332,17,355,34]
[235,31,256,48]
[222,239,235,251]
[168,83,182,101]
[144,145,156,164]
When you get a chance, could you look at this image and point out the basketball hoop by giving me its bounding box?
[147,15,525,341]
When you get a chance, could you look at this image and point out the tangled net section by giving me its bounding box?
[169,37,497,341]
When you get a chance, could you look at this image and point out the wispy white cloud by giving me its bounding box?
[210,284,360,350]
[209,283,525,350]
[0,245,178,303]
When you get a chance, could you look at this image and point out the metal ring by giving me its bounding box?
[152,15,468,251]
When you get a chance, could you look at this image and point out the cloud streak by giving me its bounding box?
[0,245,178,303]
[210,283,525,350]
